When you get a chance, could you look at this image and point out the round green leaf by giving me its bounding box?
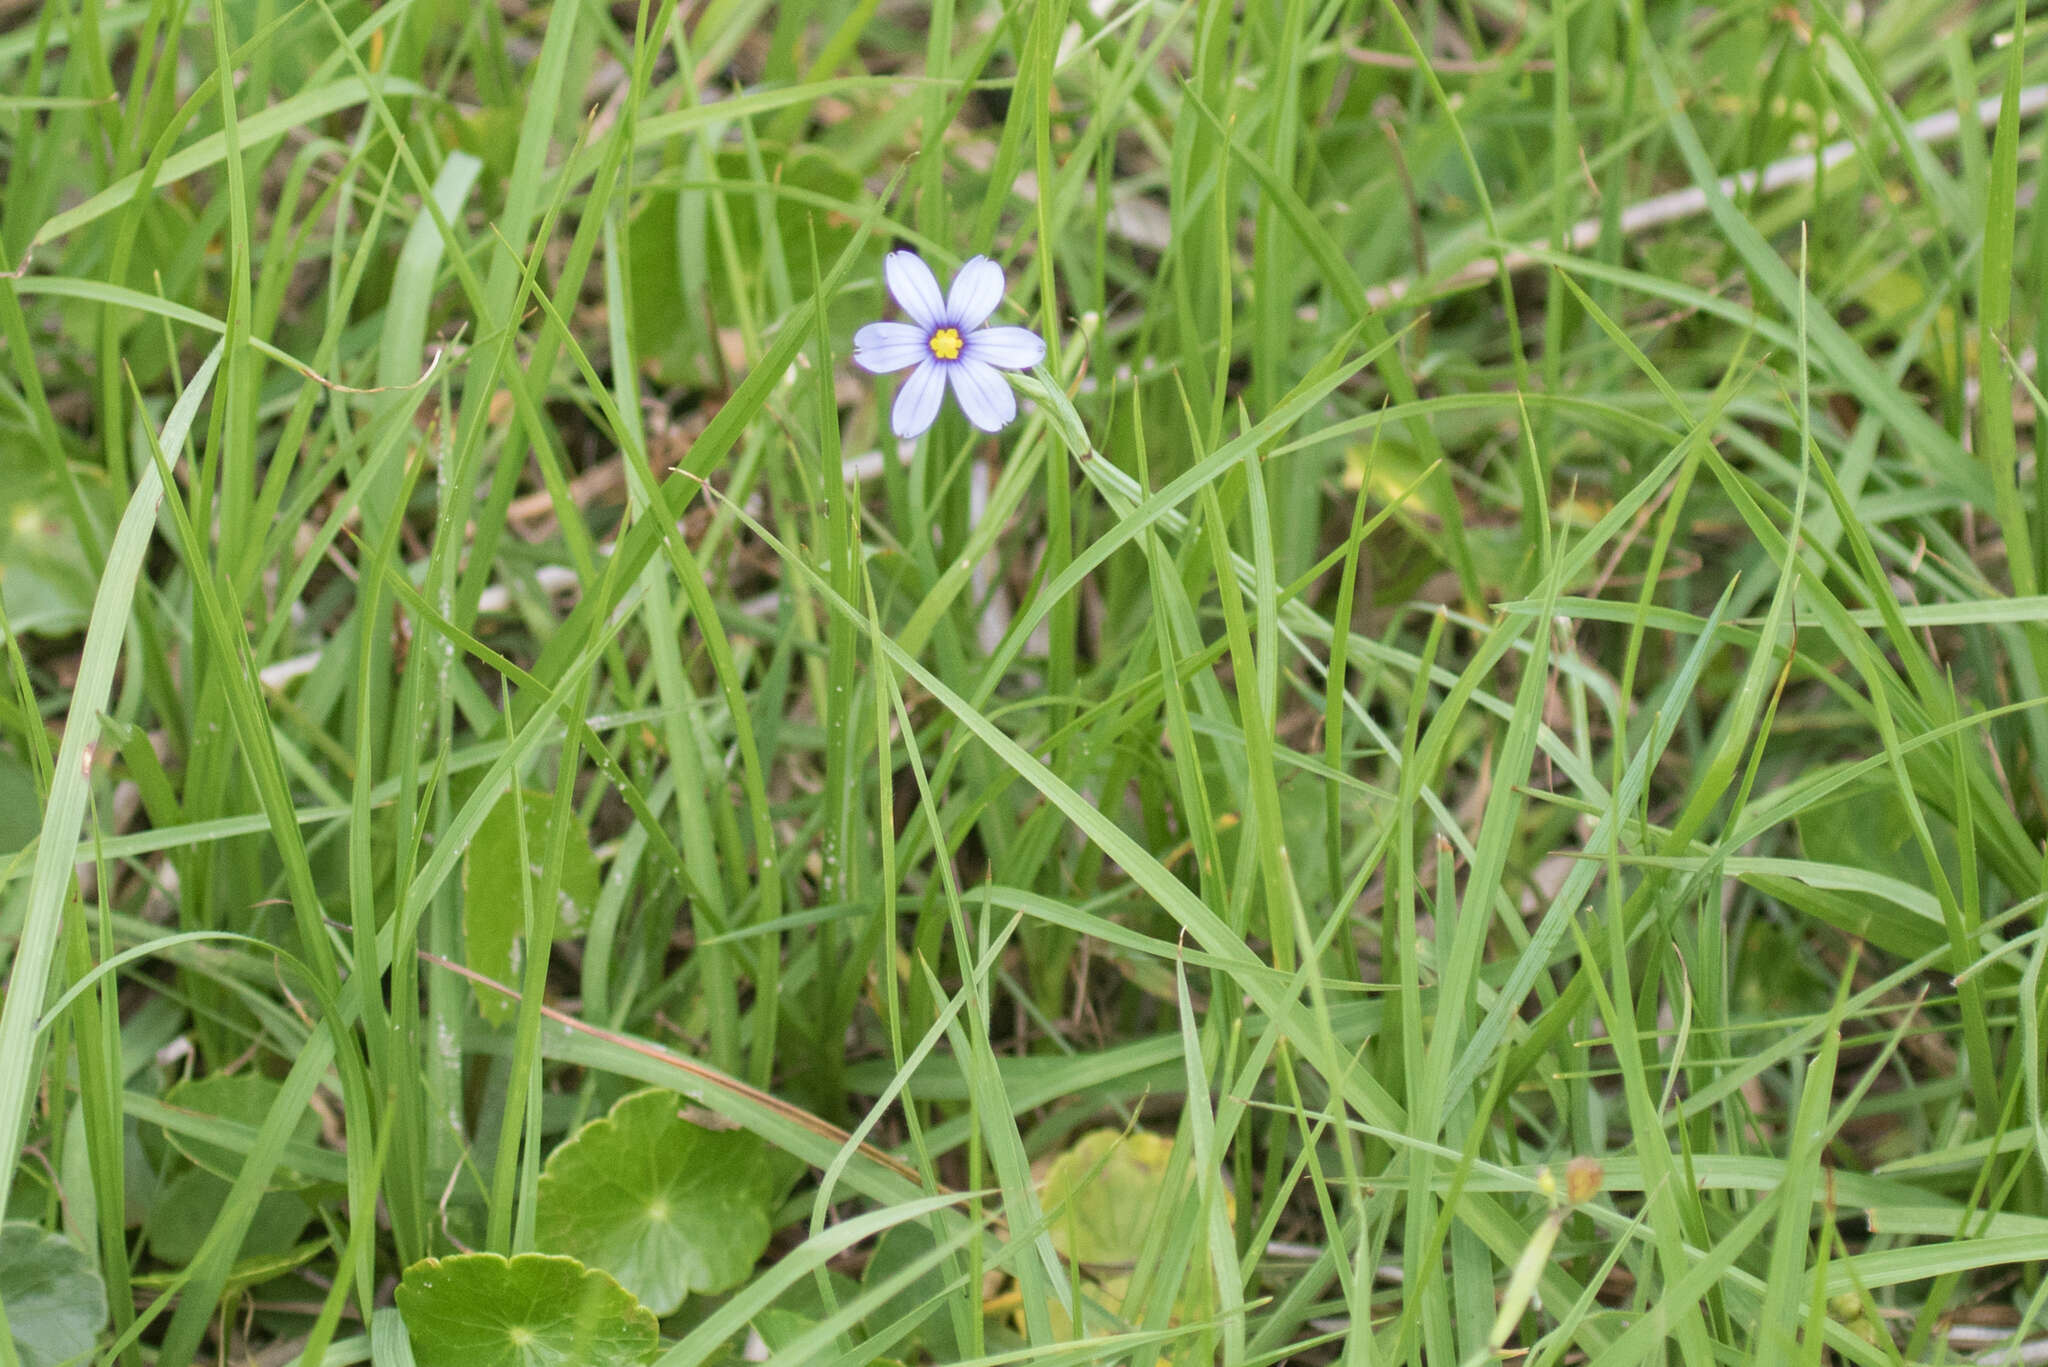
[0,749,39,855]
[396,1253,658,1367]
[461,786,603,1026]
[534,1088,784,1314]
[0,1223,107,1367]
[751,1306,853,1359]
[161,1073,323,1188]
[0,454,113,639]
[861,1223,961,1360]
[143,1168,313,1267]
[626,145,864,387]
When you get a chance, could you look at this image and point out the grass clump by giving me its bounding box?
[3,0,2048,1363]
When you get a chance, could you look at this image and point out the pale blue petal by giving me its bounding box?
[948,358,1016,433]
[853,321,928,373]
[963,325,1045,371]
[892,360,947,439]
[945,256,1006,331]
[884,251,945,330]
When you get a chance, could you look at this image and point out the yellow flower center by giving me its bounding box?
[928,327,963,360]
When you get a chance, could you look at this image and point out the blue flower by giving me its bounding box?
[853,251,1047,439]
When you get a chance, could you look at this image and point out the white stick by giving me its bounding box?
[1363,83,2048,311]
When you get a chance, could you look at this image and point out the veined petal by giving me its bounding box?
[892,360,947,439]
[884,251,946,330]
[852,321,929,373]
[963,325,1045,371]
[945,256,1006,331]
[948,358,1017,433]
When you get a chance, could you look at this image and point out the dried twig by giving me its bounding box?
[1363,83,2048,311]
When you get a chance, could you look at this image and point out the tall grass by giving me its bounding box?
[3,0,2048,1362]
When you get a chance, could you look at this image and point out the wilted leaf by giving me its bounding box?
[1033,1128,1223,1343]
[1039,1129,1188,1268]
